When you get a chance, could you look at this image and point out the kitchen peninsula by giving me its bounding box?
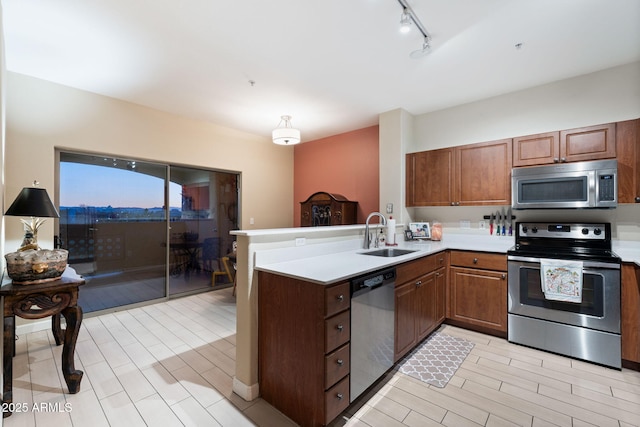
[233,224,640,426]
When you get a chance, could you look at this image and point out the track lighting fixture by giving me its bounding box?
[272,115,301,145]
[396,0,432,58]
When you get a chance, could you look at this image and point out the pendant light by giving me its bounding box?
[272,115,301,145]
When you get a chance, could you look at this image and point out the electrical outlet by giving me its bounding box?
[295,237,306,246]
[460,220,471,229]
[386,203,393,214]
[249,217,255,225]
[479,220,486,230]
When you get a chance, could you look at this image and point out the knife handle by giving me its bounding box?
[490,224,493,235]
[508,226,512,236]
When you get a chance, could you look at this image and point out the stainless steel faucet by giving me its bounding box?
[363,212,387,249]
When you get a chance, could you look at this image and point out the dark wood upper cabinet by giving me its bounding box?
[407,139,511,207]
[455,139,512,206]
[513,131,560,167]
[561,123,616,162]
[513,123,616,166]
[406,148,455,206]
[616,119,640,203]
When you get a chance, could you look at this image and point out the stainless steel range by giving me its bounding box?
[507,222,621,368]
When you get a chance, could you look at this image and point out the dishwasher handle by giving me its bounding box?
[351,267,396,297]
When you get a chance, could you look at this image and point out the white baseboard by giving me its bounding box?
[232,377,259,401]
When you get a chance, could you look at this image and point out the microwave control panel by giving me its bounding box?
[598,174,616,201]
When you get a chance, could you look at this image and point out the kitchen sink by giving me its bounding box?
[359,248,417,257]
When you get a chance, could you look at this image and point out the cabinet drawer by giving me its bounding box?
[450,251,506,271]
[325,310,350,353]
[396,252,445,284]
[324,375,350,424]
[325,343,350,389]
[325,282,350,317]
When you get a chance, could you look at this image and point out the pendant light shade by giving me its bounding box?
[272,115,301,145]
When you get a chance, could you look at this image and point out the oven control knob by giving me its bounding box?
[582,228,589,235]
[531,227,538,233]
[521,226,528,233]
[594,228,602,235]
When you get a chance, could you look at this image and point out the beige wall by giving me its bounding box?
[410,62,640,152]
[4,72,294,251]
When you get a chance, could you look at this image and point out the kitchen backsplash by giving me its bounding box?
[408,205,640,241]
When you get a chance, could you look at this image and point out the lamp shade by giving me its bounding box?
[272,115,301,145]
[5,187,60,218]
[272,127,301,145]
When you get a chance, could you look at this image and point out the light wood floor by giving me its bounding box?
[4,288,640,426]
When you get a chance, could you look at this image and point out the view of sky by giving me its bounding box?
[60,162,182,208]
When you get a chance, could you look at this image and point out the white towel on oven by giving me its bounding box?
[540,259,583,303]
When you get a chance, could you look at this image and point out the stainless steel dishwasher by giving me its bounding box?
[350,267,396,402]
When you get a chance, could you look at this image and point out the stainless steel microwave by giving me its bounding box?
[512,159,617,209]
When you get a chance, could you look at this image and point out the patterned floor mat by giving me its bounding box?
[396,332,474,388]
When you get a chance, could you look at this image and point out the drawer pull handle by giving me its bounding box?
[337,294,344,301]
[336,359,343,366]
[473,258,478,264]
[416,280,422,287]
[336,324,344,332]
[336,393,344,400]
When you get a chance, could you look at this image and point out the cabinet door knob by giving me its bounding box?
[336,324,344,332]
[473,258,478,264]
[561,157,567,162]
[336,359,343,366]
[553,157,560,163]
[451,202,456,206]
[501,274,506,280]
[416,280,422,287]
[337,294,344,301]
[336,393,344,400]
[635,196,640,203]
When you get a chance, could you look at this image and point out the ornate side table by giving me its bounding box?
[1,268,85,417]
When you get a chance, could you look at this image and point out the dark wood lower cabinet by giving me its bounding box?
[622,263,640,368]
[394,252,447,362]
[448,251,508,336]
[258,272,350,426]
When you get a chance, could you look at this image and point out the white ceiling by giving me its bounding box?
[3,0,640,142]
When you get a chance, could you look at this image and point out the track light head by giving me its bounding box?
[410,36,432,59]
[399,9,412,33]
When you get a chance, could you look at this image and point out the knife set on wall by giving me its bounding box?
[486,207,514,236]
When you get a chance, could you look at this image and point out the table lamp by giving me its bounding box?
[4,181,69,284]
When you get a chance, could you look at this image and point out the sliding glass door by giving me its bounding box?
[168,165,238,296]
[58,152,238,313]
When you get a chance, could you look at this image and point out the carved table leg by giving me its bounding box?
[60,305,83,393]
[52,313,64,346]
[3,315,15,417]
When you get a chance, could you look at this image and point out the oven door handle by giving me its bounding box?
[507,255,620,270]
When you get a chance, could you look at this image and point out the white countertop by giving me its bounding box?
[254,234,515,285]
[254,233,640,284]
[613,240,640,267]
